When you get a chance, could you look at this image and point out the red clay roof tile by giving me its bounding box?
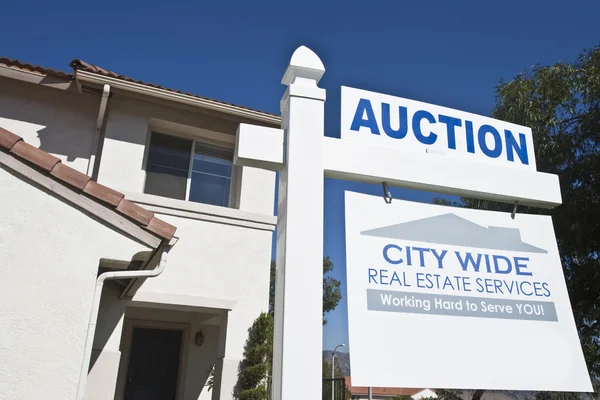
[10,141,60,171]
[146,217,177,241]
[0,128,176,242]
[83,180,124,207]
[50,163,91,190]
[0,127,23,150]
[1,56,277,119]
[69,59,278,117]
[116,199,155,226]
[0,57,71,79]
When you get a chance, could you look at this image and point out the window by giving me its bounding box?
[144,132,233,207]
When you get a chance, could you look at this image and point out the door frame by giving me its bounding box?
[115,318,191,400]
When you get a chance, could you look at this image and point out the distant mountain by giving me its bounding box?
[323,350,351,376]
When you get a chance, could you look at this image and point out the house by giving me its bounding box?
[0,57,279,400]
[344,377,437,400]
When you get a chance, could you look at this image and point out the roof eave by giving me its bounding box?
[74,70,281,126]
[0,64,74,91]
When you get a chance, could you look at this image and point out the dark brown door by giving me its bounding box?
[124,327,183,400]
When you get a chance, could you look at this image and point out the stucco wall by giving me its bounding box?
[0,166,151,400]
[86,290,223,400]
[93,94,276,397]
[86,286,127,400]
[0,80,276,399]
[97,95,276,215]
[0,77,98,173]
[135,211,273,359]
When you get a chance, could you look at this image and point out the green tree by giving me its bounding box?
[488,44,600,398]
[269,256,342,324]
[223,258,342,397]
[236,312,274,400]
[434,45,600,400]
[323,356,345,379]
[482,44,600,379]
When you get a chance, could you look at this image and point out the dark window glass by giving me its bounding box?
[188,142,233,207]
[144,132,191,200]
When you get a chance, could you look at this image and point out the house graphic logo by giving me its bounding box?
[361,213,547,254]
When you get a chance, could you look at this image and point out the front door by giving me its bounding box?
[124,327,183,400]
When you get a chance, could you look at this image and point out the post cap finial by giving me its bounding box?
[282,45,325,85]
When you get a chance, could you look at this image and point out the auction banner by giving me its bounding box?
[345,191,592,392]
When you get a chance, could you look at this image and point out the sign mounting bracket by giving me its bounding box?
[382,182,392,204]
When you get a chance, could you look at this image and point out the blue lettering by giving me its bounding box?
[542,282,551,297]
[380,269,389,285]
[390,271,403,286]
[438,114,462,150]
[412,110,437,145]
[426,274,435,289]
[476,277,485,292]
[514,256,532,276]
[382,103,409,139]
[430,249,447,269]
[368,268,378,283]
[505,130,529,165]
[520,281,533,296]
[416,272,427,288]
[493,255,512,274]
[412,246,430,267]
[462,276,472,292]
[442,276,455,291]
[478,124,502,158]
[484,254,492,273]
[465,120,475,153]
[383,244,403,265]
[456,252,482,272]
[350,98,380,134]
[405,246,412,266]
[493,279,504,294]
[506,280,517,294]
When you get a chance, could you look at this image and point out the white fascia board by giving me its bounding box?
[323,137,562,209]
[124,191,277,228]
[235,123,284,171]
[0,65,73,90]
[74,70,281,126]
[131,291,236,312]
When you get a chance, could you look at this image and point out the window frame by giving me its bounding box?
[142,127,237,208]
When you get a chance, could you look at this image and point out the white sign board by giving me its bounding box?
[341,86,536,170]
[345,191,592,392]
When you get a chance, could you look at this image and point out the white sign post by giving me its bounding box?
[233,45,588,399]
[271,47,326,400]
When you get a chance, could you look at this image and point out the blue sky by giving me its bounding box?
[2,0,599,353]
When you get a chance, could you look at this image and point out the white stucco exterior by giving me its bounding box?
[0,70,277,399]
[95,95,276,216]
[0,166,150,400]
[0,76,98,173]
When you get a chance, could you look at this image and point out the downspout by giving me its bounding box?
[87,83,110,180]
[75,246,170,400]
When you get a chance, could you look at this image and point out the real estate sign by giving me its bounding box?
[341,86,536,170]
[345,191,592,392]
